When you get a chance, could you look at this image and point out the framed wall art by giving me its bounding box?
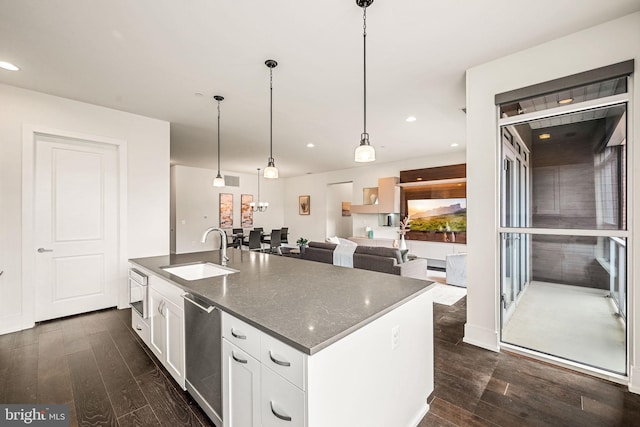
[241,194,254,228]
[219,193,233,228]
[299,195,310,215]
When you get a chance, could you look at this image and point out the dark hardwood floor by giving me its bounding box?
[1,298,640,426]
[0,308,213,427]
[421,297,640,427]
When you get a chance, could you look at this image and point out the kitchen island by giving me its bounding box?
[130,248,435,427]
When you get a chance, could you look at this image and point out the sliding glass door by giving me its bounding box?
[498,75,629,375]
[501,132,529,323]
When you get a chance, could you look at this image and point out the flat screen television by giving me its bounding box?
[407,198,467,232]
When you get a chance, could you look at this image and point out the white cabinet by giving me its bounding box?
[222,312,307,427]
[148,278,185,389]
[222,290,434,427]
[222,340,261,427]
[149,287,166,361]
[261,366,305,427]
[164,297,185,385]
[131,308,150,346]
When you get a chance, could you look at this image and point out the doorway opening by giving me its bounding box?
[498,75,629,375]
[326,182,353,239]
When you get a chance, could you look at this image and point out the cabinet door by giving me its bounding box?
[148,288,166,362]
[261,365,305,427]
[223,340,261,427]
[164,297,185,388]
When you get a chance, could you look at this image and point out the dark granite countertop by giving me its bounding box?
[129,249,434,355]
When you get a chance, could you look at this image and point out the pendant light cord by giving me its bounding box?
[363,5,367,135]
[269,67,274,162]
[217,100,221,174]
[257,168,261,202]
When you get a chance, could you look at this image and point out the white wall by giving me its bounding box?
[283,151,466,245]
[326,182,353,238]
[465,12,640,389]
[0,84,170,334]
[172,165,285,253]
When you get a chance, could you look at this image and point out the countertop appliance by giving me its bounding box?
[183,292,222,426]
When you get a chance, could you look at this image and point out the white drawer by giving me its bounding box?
[222,311,261,359]
[261,365,305,427]
[131,309,150,345]
[260,333,306,391]
[149,274,184,307]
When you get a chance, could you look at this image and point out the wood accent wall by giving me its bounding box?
[400,163,466,183]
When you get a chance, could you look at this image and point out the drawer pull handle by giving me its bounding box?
[270,401,292,422]
[269,351,291,367]
[231,328,246,340]
[231,352,247,364]
[135,326,142,331]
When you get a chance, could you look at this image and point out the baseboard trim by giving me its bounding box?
[463,323,500,352]
[629,366,640,394]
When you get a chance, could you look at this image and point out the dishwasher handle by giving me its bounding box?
[181,293,216,313]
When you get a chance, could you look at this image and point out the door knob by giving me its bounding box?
[37,248,53,253]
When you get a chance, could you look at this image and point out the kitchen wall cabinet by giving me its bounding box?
[148,276,185,389]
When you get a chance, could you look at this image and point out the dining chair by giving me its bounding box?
[269,229,281,254]
[280,227,289,244]
[231,228,244,249]
[247,229,263,252]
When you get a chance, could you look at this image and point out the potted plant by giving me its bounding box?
[296,237,309,254]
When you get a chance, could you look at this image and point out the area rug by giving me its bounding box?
[431,283,467,306]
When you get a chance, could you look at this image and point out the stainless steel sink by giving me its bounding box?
[161,262,238,281]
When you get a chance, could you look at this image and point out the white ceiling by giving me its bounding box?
[1,0,639,177]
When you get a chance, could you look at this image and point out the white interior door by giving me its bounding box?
[34,134,119,321]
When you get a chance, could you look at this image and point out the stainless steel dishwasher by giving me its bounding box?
[182,292,222,426]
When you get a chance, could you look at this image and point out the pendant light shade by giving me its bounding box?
[212,95,226,187]
[212,175,225,187]
[264,59,279,179]
[355,133,376,162]
[355,0,375,163]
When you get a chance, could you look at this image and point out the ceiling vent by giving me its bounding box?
[224,175,240,187]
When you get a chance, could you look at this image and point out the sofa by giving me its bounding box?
[301,241,428,280]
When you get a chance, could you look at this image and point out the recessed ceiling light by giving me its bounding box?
[416,177,423,181]
[558,98,573,105]
[451,143,459,147]
[0,61,20,71]
[405,116,417,122]
[306,143,315,148]
[539,133,551,140]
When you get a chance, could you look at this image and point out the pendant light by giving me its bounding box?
[250,168,269,212]
[212,95,226,187]
[354,0,375,162]
[263,59,279,179]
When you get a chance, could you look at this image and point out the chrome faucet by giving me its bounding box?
[201,227,229,266]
